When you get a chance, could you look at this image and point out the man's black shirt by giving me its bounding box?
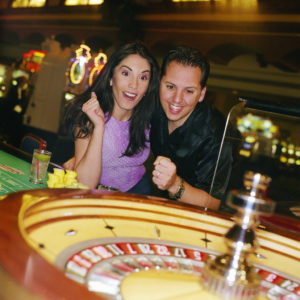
[150,101,232,196]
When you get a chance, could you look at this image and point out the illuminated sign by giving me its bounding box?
[237,113,278,139]
[22,50,47,73]
[89,52,107,87]
[70,44,91,85]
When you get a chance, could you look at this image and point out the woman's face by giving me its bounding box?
[111,54,151,121]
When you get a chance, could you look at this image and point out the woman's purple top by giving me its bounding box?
[99,115,150,192]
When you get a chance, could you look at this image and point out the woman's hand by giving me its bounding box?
[82,92,105,129]
[63,156,75,170]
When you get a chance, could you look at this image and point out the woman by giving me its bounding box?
[64,42,159,194]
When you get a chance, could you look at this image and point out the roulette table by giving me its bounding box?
[0,187,299,300]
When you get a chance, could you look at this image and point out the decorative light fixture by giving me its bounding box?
[89,52,107,87]
[11,0,46,7]
[70,44,91,85]
[22,50,47,73]
[65,0,104,6]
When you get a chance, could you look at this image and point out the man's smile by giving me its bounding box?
[169,103,184,113]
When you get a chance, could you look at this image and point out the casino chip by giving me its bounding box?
[47,168,89,189]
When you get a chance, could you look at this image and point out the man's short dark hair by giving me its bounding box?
[161,46,210,88]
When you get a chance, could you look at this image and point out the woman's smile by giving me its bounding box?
[123,91,138,101]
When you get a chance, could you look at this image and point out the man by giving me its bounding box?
[150,46,232,210]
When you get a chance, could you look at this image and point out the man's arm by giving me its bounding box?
[152,156,220,210]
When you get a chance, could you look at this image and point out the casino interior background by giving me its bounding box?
[0,0,300,215]
[0,3,300,299]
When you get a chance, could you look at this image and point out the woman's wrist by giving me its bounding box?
[93,124,105,135]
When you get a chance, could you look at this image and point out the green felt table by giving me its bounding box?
[0,150,48,196]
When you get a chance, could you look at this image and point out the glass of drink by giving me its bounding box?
[29,149,52,184]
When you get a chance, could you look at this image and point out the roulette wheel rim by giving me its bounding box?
[0,188,299,300]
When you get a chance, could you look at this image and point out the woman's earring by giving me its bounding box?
[109,79,112,86]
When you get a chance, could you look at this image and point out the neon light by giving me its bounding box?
[74,44,91,62]
[22,49,47,72]
[237,113,278,138]
[70,44,91,85]
[65,0,104,6]
[89,52,107,86]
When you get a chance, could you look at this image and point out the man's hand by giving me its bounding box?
[152,155,220,210]
[152,156,180,194]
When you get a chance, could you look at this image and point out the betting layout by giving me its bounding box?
[0,164,24,175]
[0,163,38,195]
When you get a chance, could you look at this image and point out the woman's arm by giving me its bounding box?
[74,92,105,189]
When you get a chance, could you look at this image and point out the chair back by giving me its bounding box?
[20,133,47,155]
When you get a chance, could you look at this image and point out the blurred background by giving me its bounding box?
[0,0,299,216]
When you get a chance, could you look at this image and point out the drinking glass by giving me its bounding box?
[29,149,52,184]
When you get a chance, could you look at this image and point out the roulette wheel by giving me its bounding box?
[0,172,299,300]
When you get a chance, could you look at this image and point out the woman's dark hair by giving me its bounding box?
[160,46,210,88]
[65,41,159,156]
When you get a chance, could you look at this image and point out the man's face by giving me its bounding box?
[159,61,206,133]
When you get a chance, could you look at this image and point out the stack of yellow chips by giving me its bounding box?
[47,168,89,189]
